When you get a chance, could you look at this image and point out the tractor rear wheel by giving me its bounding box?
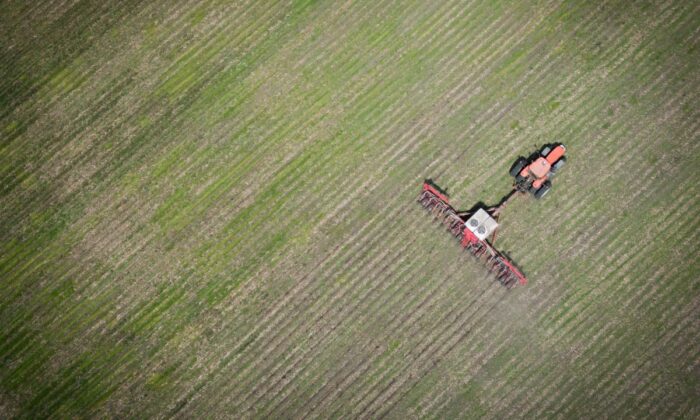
[509,157,526,177]
[534,180,552,199]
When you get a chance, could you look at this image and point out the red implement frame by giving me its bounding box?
[418,182,528,288]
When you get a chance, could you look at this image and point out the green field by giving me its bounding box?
[1,0,699,417]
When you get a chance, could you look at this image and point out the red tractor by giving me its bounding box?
[510,143,567,199]
[417,144,567,288]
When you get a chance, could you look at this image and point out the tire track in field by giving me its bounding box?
[382,306,524,418]
[417,324,517,418]
[252,111,508,416]
[393,297,522,418]
[260,176,528,416]
[332,281,500,417]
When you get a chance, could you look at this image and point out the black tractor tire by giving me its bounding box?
[540,145,551,156]
[509,157,527,177]
[534,181,552,199]
[552,156,567,172]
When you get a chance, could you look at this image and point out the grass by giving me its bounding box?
[1,0,698,418]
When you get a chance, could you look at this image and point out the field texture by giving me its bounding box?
[1,0,699,418]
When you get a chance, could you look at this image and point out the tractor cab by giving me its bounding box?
[525,157,551,179]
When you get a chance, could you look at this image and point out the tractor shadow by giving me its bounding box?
[423,178,449,197]
[423,179,494,217]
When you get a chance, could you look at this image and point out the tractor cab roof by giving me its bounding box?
[529,157,551,178]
